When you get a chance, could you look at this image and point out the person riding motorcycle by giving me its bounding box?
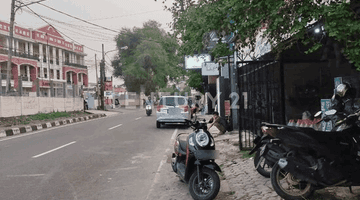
[330,82,359,129]
[331,82,357,114]
[145,96,153,105]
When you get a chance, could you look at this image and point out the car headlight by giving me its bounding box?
[196,131,209,147]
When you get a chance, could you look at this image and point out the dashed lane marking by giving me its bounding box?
[108,124,123,130]
[32,141,76,158]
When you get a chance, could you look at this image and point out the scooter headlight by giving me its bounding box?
[146,105,151,109]
[189,137,195,146]
[196,131,209,147]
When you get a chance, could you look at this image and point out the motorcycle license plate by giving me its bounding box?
[168,108,180,115]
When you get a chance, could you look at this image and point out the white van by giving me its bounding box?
[156,96,190,128]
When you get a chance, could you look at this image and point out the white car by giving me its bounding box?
[156,96,191,128]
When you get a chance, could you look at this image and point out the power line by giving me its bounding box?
[77,9,164,22]
[23,4,102,53]
[37,2,119,33]
[22,9,117,38]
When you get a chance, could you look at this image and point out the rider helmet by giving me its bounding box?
[335,83,349,97]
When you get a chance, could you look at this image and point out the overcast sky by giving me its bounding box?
[0,0,174,85]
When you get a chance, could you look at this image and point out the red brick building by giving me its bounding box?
[0,20,88,96]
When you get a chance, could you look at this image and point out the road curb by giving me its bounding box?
[0,114,107,139]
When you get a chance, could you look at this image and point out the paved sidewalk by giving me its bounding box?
[198,113,360,200]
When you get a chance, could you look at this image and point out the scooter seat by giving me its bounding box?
[177,134,188,153]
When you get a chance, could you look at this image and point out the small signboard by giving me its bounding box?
[334,77,342,88]
[321,99,333,131]
[29,92,37,97]
[224,100,231,116]
[201,62,219,76]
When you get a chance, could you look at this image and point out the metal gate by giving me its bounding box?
[237,60,285,150]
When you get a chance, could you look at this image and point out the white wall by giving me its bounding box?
[0,96,83,117]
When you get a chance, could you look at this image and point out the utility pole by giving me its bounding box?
[95,54,100,109]
[100,44,105,110]
[5,0,47,94]
[5,0,16,94]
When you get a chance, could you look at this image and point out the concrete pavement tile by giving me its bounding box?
[220,180,231,193]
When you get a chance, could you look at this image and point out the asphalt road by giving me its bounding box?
[0,108,181,200]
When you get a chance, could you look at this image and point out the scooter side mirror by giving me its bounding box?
[314,111,322,118]
[324,109,337,116]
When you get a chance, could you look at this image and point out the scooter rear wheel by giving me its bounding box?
[271,162,314,200]
[189,168,220,200]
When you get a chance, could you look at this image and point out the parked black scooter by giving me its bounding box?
[249,109,339,178]
[171,118,221,200]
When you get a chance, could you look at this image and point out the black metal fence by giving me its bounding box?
[237,60,285,150]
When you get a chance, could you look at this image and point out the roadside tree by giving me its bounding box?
[112,20,184,95]
[158,0,360,70]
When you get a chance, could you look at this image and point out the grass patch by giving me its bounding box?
[240,150,255,159]
[28,112,71,121]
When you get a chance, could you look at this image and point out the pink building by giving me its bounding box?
[0,20,88,96]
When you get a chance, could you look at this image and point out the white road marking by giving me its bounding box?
[108,124,123,130]
[171,128,178,140]
[145,129,178,200]
[0,115,106,142]
[145,159,165,200]
[32,141,76,158]
[7,174,45,177]
[105,166,139,172]
[135,117,142,120]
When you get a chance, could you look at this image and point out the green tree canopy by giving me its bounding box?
[159,0,360,70]
[112,20,185,95]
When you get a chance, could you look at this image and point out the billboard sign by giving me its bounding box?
[185,54,211,69]
[201,62,219,76]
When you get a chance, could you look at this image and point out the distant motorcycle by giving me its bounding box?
[146,105,152,116]
[171,118,221,200]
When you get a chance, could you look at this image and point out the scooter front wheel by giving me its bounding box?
[189,168,220,200]
[254,148,272,178]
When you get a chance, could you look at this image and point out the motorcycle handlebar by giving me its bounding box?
[334,110,360,127]
[186,119,207,130]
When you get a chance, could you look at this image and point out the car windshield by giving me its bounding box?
[160,97,186,106]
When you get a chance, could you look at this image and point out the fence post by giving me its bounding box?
[72,84,75,98]
[18,75,22,96]
[0,73,2,96]
[63,82,66,98]
[50,80,54,97]
[36,78,40,97]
